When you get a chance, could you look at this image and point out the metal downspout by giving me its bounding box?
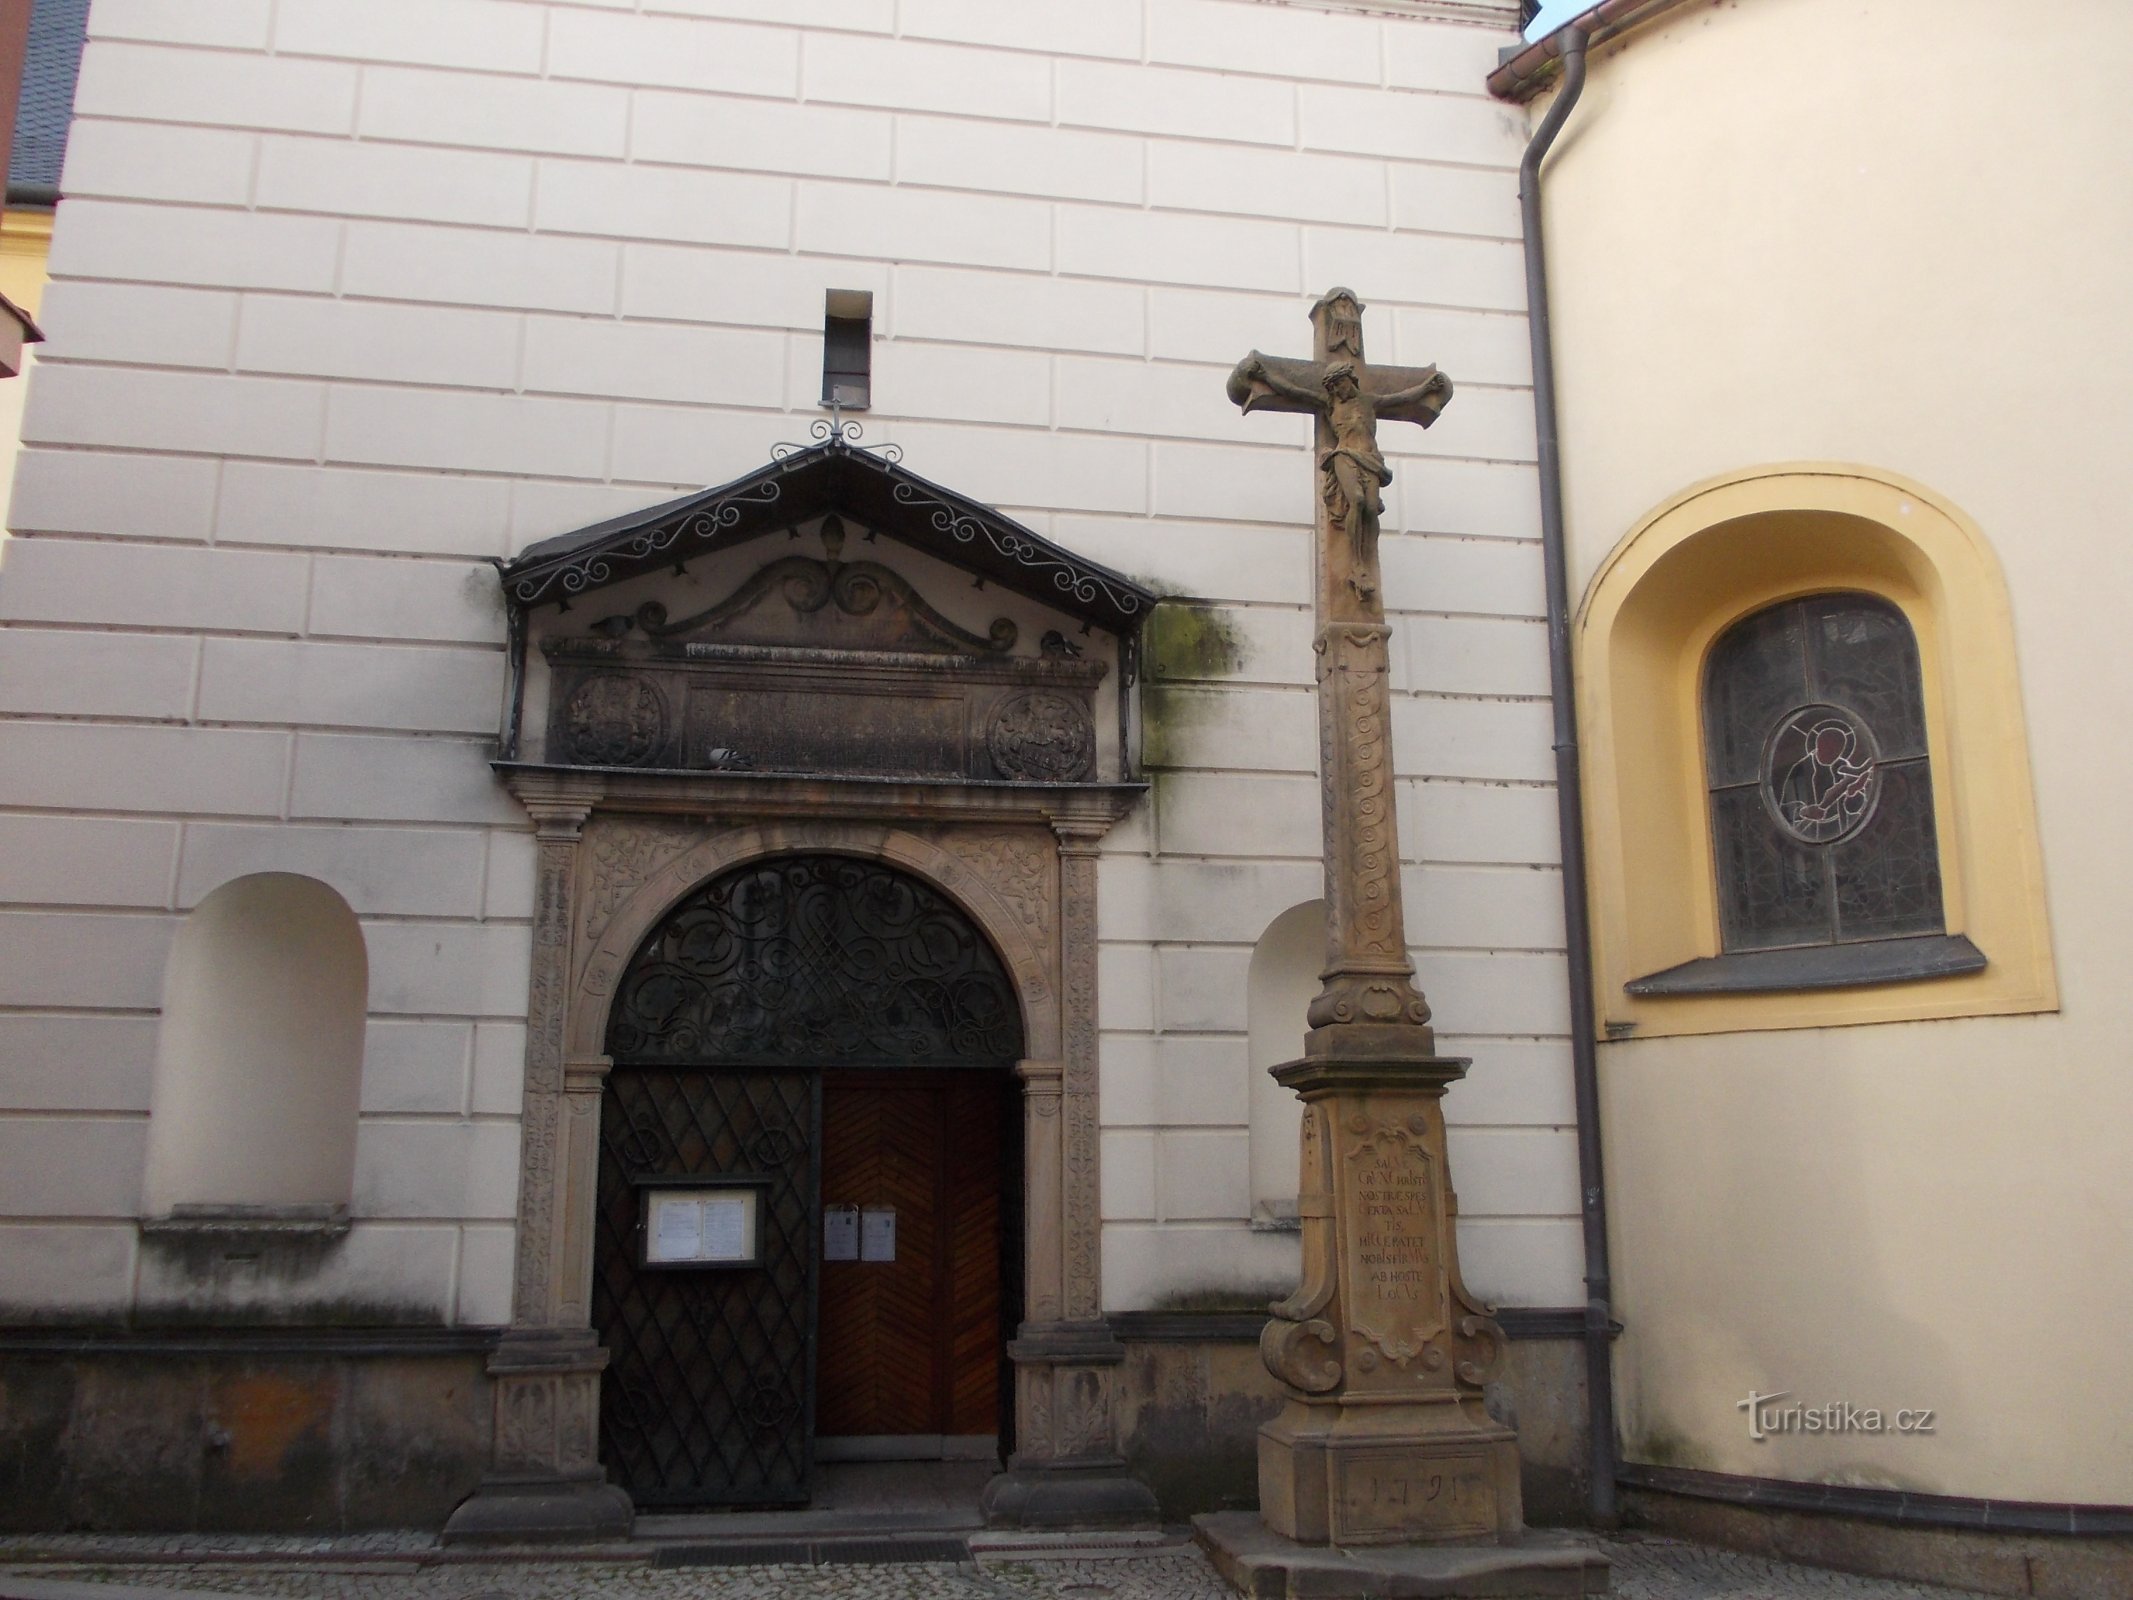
[1515,26,1619,1526]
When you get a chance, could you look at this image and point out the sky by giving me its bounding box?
[1525,0,1590,37]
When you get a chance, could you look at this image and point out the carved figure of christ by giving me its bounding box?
[1227,289,1453,1036]
[1225,289,1451,623]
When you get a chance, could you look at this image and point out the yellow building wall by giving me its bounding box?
[1535,0,2132,1501]
[0,206,53,538]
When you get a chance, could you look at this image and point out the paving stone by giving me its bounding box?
[0,1533,2018,1600]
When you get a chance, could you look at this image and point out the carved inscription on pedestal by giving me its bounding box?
[1335,1447,1494,1542]
[1340,1117,1447,1369]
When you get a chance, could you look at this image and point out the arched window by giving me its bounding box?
[1577,465,2053,1033]
[1701,592,1948,956]
[141,873,368,1218]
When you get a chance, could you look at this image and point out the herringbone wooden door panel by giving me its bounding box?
[944,1076,1003,1435]
[818,1073,1003,1440]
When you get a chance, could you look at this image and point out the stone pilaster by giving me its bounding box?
[1017,1057,1065,1327]
[980,808,1158,1531]
[1053,814,1105,1322]
[446,773,632,1544]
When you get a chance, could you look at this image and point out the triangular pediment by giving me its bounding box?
[500,431,1148,786]
[497,429,1156,638]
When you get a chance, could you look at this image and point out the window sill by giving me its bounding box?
[1626,934,1986,997]
[139,1204,351,1244]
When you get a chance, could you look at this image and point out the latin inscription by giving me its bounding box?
[1340,1121,1445,1364]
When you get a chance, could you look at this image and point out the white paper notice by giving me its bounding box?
[824,1205,860,1261]
[650,1195,702,1263]
[699,1196,748,1262]
[860,1205,896,1262]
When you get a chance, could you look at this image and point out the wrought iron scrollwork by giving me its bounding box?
[510,479,783,609]
[609,855,1024,1066]
[888,478,1147,617]
[771,415,903,464]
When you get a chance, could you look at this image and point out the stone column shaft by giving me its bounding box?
[1308,622,1433,1035]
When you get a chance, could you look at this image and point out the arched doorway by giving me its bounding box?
[591,853,1025,1508]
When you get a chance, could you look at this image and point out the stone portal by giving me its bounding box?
[445,429,1161,1540]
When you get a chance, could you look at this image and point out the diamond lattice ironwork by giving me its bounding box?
[594,1068,817,1506]
[592,854,1026,1508]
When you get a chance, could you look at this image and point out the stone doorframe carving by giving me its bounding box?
[443,766,1154,1541]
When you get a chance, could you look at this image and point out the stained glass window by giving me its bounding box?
[1703,593,1943,952]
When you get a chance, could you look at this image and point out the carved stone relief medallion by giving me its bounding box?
[565,673,666,767]
[987,691,1096,781]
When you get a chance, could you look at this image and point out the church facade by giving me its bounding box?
[0,0,2124,1586]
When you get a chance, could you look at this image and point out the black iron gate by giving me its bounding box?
[591,854,1024,1508]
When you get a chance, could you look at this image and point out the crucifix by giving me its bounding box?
[1222,290,1524,1551]
[1226,287,1451,1038]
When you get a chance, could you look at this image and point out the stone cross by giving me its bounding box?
[1223,290,1523,1550]
[1226,288,1451,1038]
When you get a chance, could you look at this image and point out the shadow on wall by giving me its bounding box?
[1248,899,1322,1228]
[137,873,372,1316]
[143,872,369,1218]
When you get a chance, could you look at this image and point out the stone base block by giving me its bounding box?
[440,1474,634,1544]
[1194,1511,1609,1598]
[1260,1399,1523,1546]
[981,1462,1161,1530]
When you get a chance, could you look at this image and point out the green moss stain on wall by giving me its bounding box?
[1138,601,1245,774]
[1145,600,1244,685]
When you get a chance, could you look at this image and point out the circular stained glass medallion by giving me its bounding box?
[1761,702,1882,845]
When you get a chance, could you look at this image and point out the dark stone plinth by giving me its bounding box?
[1194,1511,1609,1598]
[440,1475,634,1544]
[981,1463,1161,1530]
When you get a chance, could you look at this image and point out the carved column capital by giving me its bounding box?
[1016,1056,1065,1092]
[506,771,606,837]
[1047,816,1111,851]
[561,1054,614,1094]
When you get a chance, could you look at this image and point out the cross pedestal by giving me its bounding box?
[1256,1048,1520,1546]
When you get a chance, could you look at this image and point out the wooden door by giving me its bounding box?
[817,1071,1004,1446]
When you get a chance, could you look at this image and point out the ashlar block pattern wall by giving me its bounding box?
[0,0,1577,1323]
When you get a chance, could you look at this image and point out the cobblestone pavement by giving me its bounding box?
[0,1533,2007,1600]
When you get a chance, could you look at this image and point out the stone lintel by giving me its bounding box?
[1194,1510,1610,1598]
[496,761,1146,833]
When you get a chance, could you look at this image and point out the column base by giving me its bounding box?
[1259,1396,1524,1546]
[444,1326,631,1544]
[441,1474,634,1545]
[984,1321,1159,1529]
[981,1461,1161,1530]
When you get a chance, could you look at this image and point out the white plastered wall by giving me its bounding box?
[0,0,1579,1326]
[1535,0,2133,1501]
